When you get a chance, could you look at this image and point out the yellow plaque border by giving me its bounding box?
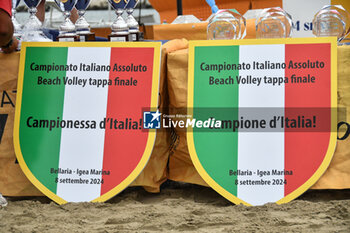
[14,42,161,204]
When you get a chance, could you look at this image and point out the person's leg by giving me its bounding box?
[70,8,78,24]
[37,1,78,24]
[36,0,45,23]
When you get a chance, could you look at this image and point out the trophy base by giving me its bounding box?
[138,31,144,41]
[128,32,144,42]
[129,32,137,41]
[57,35,79,42]
[108,34,130,42]
[78,33,96,42]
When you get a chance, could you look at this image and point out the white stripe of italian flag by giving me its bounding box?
[237,45,285,205]
[57,47,111,201]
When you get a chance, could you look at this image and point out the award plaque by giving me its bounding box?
[108,0,130,42]
[256,7,292,39]
[207,9,246,40]
[75,0,95,41]
[12,0,22,39]
[55,0,79,42]
[313,5,350,43]
[125,0,141,41]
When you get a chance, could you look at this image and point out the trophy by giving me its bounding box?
[12,0,22,39]
[75,0,95,41]
[125,0,141,41]
[55,0,79,41]
[256,7,292,39]
[312,5,350,43]
[22,0,51,41]
[108,0,130,42]
[207,9,246,40]
[23,0,42,31]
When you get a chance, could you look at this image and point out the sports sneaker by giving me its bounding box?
[0,193,8,207]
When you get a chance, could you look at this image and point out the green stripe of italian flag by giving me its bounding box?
[192,43,331,205]
[20,46,154,202]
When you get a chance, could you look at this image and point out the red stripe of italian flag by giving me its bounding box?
[236,43,330,205]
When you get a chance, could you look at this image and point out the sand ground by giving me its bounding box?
[0,181,349,233]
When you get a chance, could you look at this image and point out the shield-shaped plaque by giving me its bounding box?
[187,38,337,206]
[14,42,161,204]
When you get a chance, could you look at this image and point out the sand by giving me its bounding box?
[0,181,349,233]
